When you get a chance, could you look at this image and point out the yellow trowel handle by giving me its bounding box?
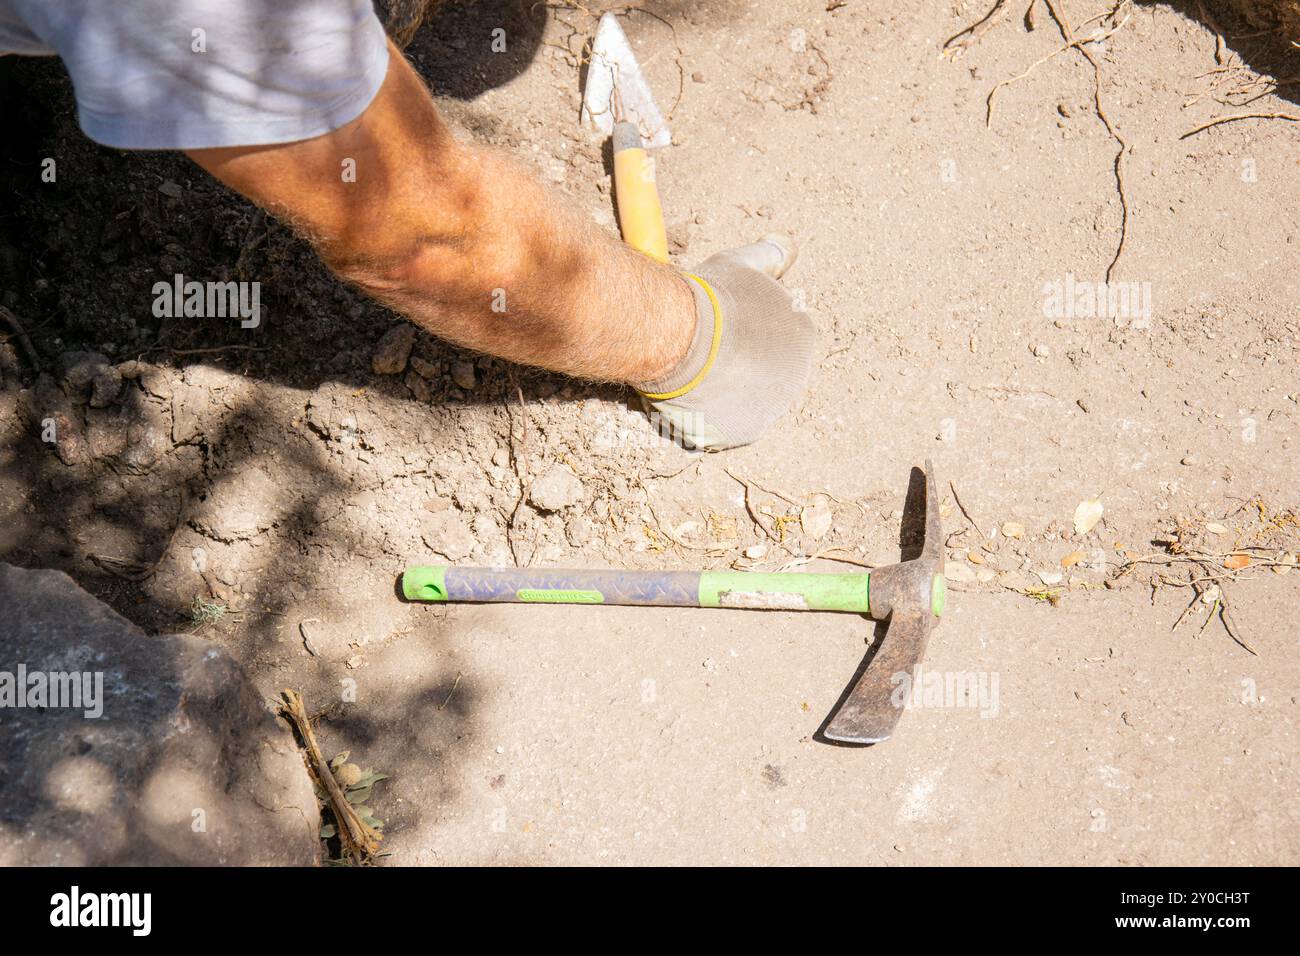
[612,121,668,263]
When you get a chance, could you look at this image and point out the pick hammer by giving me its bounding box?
[403,462,946,743]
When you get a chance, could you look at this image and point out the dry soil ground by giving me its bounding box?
[1,0,1297,865]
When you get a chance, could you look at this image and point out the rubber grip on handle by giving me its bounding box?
[403,565,701,606]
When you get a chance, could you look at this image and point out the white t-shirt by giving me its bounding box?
[0,0,390,149]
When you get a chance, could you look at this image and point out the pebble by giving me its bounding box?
[371,323,416,375]
[529,463,584,512]
[944,561,976,583]
[404,371,433,403]
[410,356,439,379]
[565,514,592,548]
[450,360,477,391]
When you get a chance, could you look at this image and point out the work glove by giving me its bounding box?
[633,235,817,450]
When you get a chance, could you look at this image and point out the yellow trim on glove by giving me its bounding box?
[638,273,723,402]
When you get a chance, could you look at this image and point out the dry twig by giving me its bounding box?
[279,689,382,864]
[0,305,42,370]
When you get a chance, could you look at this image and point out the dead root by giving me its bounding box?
[279,689,384,865]
[87,488,189,582]
[504,371,533,566]
[0,305,43,371]
[950,1,1135,282]
[1180,111,1300,137]
[1114,550,1288,657]
[943,0,1010,60]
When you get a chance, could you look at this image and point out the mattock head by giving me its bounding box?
[823,460,946,745]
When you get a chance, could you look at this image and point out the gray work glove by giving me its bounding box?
[634,235,817,450]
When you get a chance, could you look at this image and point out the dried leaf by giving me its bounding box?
[329,750,351,771]
[1073,498,1104,536]
[1223,553,1251,570]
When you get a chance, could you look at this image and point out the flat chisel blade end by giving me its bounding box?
[822,712,901,746]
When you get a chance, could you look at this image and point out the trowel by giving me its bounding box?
[581,11,672,262]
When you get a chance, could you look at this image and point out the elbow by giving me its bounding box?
[324,173,512,300]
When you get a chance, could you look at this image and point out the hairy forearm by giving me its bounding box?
[190,44,694,385]
[337,139,695,383]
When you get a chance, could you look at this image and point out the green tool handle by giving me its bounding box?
[402,565,871,614]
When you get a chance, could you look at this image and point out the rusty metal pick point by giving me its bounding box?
[823,460,946,744]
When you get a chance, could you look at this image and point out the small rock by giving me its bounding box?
[565,514,592,548]
[744,543,768,560]
[1001,521,1025,539]
[529,463,584,512]
[1073,498,1104,536]
[58,351,111,397]
[491,448,510,468]
[1180,454,1197,466]
[691,71,705,83]
[22,374,87,465]
[944,561,976,583]
[371,324,417,375]
[450,359,477,391]
[1036,570,1064,585]
[135,365,173,401]
[157,180,183,198]
[89,366,123,407]
[0,563,319,865]
[405,370,433,403]
[422,510,475,562]
[1031,343,1050,358]
[410,356,439,380]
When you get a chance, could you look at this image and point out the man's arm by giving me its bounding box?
[187,41,696,384]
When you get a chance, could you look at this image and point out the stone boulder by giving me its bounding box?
[0,563,320,865]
